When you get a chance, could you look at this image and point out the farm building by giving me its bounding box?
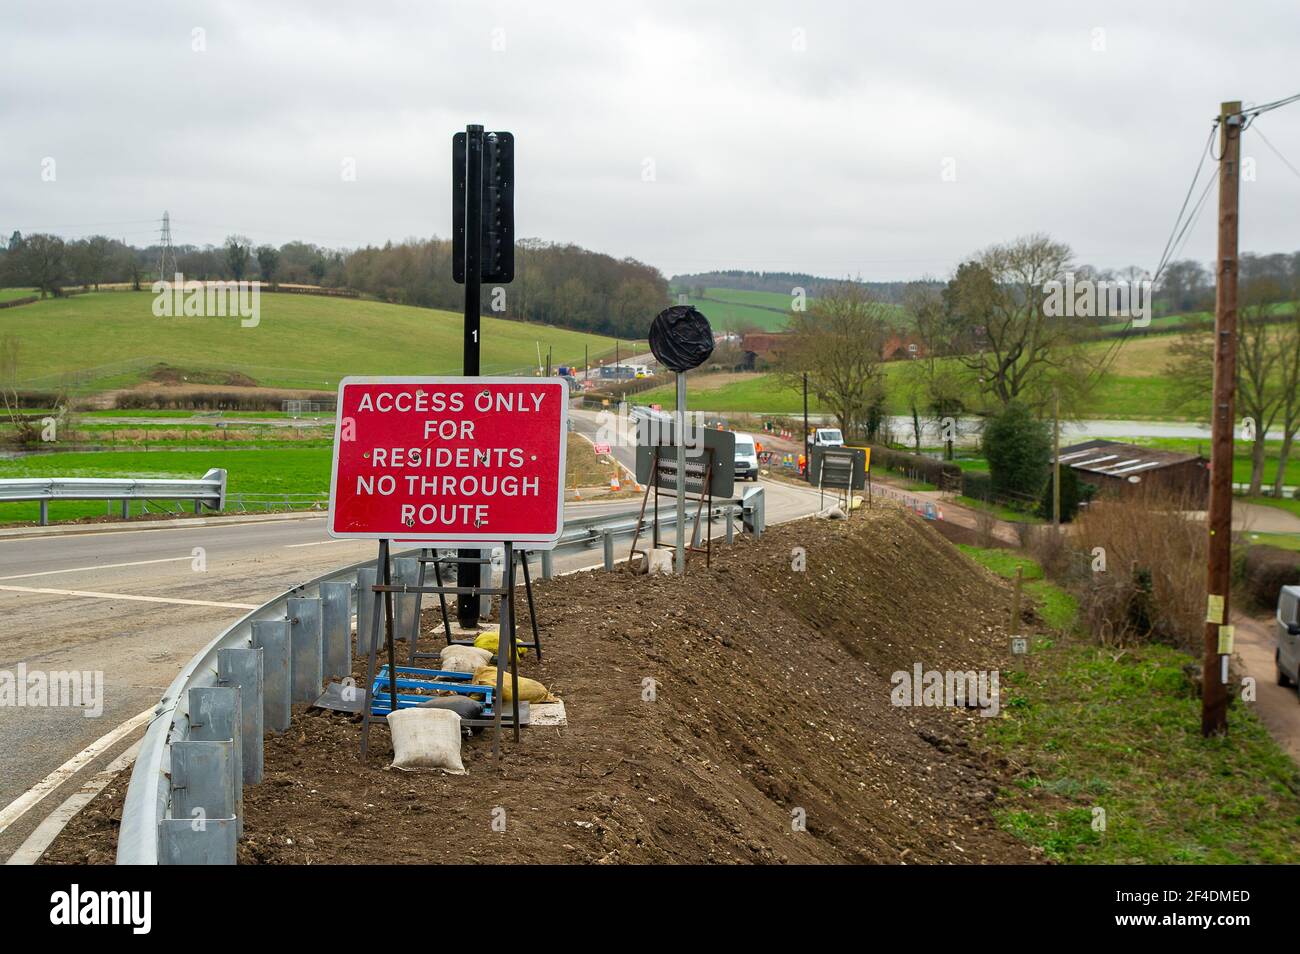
[1055,439,1209,506]
[881,332,927,361]
[740,332,789,370]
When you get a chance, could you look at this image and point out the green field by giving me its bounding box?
[0,287,38,303]
[0,431,614,524]
[0,290,634,391]
[684,286,909,333]
[685,287,797,332]
[0,446,331,523]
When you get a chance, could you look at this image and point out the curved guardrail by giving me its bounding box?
[117,491,763,864]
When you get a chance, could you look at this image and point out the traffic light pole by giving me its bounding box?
[458,124,484,629]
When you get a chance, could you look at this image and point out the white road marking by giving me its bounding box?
[5,738,142,865]
[285,539,348,548]
[0,555,192,581]
[0,584,257,610]
[0,512,325,543]
[0,707,153,838]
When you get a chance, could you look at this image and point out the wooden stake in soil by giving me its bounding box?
[1010,565,1023,637]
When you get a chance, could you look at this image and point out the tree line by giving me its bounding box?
[0,232,669,340]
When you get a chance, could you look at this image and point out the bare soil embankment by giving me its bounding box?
[44,507,1041,864]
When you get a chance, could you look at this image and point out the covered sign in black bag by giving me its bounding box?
[649,305,714,373]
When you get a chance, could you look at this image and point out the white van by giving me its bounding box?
[1275,585,1300,689]
[812,427,844,448]
[733,433,759,482]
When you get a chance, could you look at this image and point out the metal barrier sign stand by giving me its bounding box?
[327,376,565,760]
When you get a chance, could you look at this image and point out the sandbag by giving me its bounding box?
[387,708,467,775]
[439,644,492,672]
[473,628,527,657]
[471,666,558,703]
[415,696,484,720]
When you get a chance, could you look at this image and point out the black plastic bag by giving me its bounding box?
[649,305,715,373]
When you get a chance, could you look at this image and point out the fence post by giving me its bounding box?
[288,597,323,704]
[120,499,129,519]
[187,686,243,838]
[217,646,264,785]
[252,619,291,732]
[319,581,352,680]
[725,505,735,544]
[541,550,554,579]
[39,500,48,526]
[602,530,614,570]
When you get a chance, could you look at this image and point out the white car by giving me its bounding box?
[733,433,760,482]
[1275,585,1300,691]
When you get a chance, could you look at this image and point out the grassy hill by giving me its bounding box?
[1,290,635,392]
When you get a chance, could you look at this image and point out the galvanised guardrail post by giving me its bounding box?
[187,686,243,838]
[392,557,420,643]
[288,598,323,704]
[117,490,767,865]
[356,566,380,655]
[252,620,291,733]
[319,582,352,680]
[166,739,237,864]
[216,647,264,785]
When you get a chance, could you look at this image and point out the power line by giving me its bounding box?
[1234,92,1300,121]
[1250,123,1300,182]
[1152,122,1218,283]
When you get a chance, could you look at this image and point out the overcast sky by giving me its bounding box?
[3,0,1298,281]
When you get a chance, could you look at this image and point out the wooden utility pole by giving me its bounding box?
[1202,101,1242,737]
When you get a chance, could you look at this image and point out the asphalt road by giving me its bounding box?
[0,421,824,857]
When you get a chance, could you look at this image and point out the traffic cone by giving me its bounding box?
[610,473,621,492]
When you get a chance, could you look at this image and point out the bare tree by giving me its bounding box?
[776,284,890,439]
[944,233,1121,416]
[225,235,252,281]
[901,281,966,456]
[0,335,38,443]
[1167,274,1288,494]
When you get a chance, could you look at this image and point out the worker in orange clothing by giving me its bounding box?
[798,453,807,477]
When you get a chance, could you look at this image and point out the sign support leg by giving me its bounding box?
[360,539,389,757]
[675,372,687,574]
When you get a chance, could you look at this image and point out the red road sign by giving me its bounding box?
[593,442,611,455]
[328,376,568,547]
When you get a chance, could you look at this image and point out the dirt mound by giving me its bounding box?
[230,509,1036,865]
[145,363,258,387]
